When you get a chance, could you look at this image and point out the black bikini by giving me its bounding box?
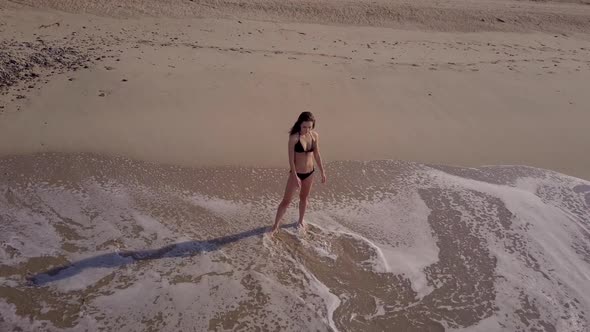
[294,134,314,153]
[295,169,314,180]
[292,133,315,180]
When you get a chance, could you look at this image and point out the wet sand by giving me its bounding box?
[1,152,589,331]
[1,1,590,180]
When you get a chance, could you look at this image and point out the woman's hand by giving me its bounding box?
[292,173,302,188]
[321,171,327,184]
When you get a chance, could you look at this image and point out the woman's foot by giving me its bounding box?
[270,224,279,237]
[297,220,307,230]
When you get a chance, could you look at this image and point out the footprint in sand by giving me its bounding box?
[98,89,112,97]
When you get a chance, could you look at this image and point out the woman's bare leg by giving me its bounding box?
[298,173,315,228]
[271,174,298,235]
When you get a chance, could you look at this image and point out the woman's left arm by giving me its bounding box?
[313,132,327,184]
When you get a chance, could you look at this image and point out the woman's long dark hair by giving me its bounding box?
[289,111,316,135]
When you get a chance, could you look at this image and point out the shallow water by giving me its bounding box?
[1,153,588,331]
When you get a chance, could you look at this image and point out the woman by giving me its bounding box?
[271,111,327,235]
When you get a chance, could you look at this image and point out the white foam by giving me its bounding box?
[185,193,253,220]
[310,189,438,299]
[252,270,336,330]
[0,193,64,264]
[448,315,503,332]
[132,211,176,242]
[363,295,386,320]
[262,233,341,331]
[89,255,241,331]
[0,299,47,331]
[428,167,590,330]
[3,159,589,331]
[283,250,341,331]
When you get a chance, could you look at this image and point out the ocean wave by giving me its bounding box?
[1,152,588,331]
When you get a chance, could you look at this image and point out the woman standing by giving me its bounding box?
[271,111,327,235]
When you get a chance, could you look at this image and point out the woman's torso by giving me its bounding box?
[293,131,316,173]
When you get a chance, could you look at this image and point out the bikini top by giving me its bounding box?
[294,133,315,153]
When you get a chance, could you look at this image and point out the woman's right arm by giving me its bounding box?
[288,135,300,186]
[288,135,297,172]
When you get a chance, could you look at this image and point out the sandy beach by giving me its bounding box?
[2,0,590,179]
[1,0,590,331]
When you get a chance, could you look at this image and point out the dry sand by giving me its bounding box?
[1,0,590,180]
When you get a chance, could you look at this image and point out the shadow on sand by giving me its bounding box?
[30,222,297,286]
